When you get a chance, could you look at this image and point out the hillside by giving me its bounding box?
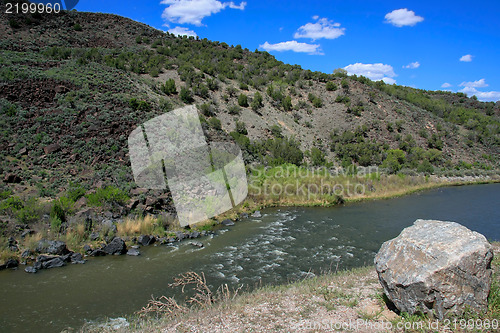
[0,1,499,238]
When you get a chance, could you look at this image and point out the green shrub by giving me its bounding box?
[382,149,406,173]
[309,147,326,166]
[326,81,337,91]
[86,186,129,207]
[161,79,177,95]
[180,87,194,104]
[282,96,292,111]
[208,117,222,130]
[50,201,66,223]
[9,19,20,29]
[251,92,264,111]
[238,93,248,107]
[50,216,62,233]
[427,133,444,150]
[73,23,82,31]
[228,104,241,115]
[236,121,247,135]
[270,124,283,138]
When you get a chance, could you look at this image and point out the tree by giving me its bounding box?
[236,121,247,135]
[180,87,194,104]
[282,96,292,111]
[238,93,248,107]
[251,91,263,111]
[382,149,406,173]
[161,78,177,95]
[310,147,326,166]
[326,81,337,91]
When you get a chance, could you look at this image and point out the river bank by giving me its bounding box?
[1,171,499,273]
[84,242,500,333]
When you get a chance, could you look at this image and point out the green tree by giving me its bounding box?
[310,147,326,166]
[238,93,248,107]
[180,87,194,104]
[251,91,264,111]
[282,96,292,111]
[326,81,337,91]
[161,78,177,95]
[382,149,406,173]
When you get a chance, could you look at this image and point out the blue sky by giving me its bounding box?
[70,0,500,101]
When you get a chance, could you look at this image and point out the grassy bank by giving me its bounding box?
[83,243,500,333]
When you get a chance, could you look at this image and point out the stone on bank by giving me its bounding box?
[374,219,493,319]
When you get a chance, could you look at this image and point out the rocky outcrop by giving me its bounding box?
[375,219,493,319]
[36,240,70,255]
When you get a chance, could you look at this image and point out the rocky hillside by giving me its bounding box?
[0,0,499,205]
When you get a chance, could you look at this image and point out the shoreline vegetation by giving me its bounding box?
[1,167,499,266]
[83,243,500,333]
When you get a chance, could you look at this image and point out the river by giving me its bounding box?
[0,183,499,332]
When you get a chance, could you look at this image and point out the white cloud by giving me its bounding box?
[259,41,323,55]
[460,78,488,88]
[441,82,452,88]
[459,87,500,102]
[460,54,473,62]
[385,8,424,27]
[161,0,246,26]
[403,61,420,69]
[344,63,397,83]
[294,17,345,41]
[168,26,198,37]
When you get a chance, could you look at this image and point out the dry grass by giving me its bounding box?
[117,215,158,236]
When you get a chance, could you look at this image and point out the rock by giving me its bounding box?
[21,229,34,238]
[175,231,185,241]
[70,253,85,264]
[126,199,139,210]
[240,212,249,219]
[89,232,99,241]
[189,231,201,238]
[374,219,493,319]
[101,219,117,234]
[130,188,148,196]
[189,241,204,248]
[42,257,65,269]
[25,266,37,273]
[221,219,235,226]
[83,244,93,254]
[102,237,127,255]
[43,143,61,155]
[73,196,88,210]
[251,211,262,218]
[137,235,156,246]
[90,249,106,257]
[36,240,69,255]
[18,147,27,155]
[2,258,19,269]
[127,248,140,256]
[21,249,32,258]
[3,173,22,183]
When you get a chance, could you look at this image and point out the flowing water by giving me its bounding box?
[1,183,499,332]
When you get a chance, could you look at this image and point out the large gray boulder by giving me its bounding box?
[374,219,493,319]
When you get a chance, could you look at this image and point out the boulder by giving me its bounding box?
[43,143,61,155]
[90,249,106,257]
[70,253,86,264]
[137,235,156,246]
[240,212,249,219]
[374,219,493,319]
[221,219,235,226]
[0,258,19,270]
[189,231,201,238]
[25,266,37,274]
[36,240,69,255]
[37,256,66,269]
[251,210,262,218]
[83,244,93,254]
[127,248,140,256]
[189,241,204,248]
[102,237,127,255]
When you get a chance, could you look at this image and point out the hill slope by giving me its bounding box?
[0,1,499,214]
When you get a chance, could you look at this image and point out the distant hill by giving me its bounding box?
[1,0,499,201]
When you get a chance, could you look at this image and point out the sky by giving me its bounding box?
[65,0,499,102]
